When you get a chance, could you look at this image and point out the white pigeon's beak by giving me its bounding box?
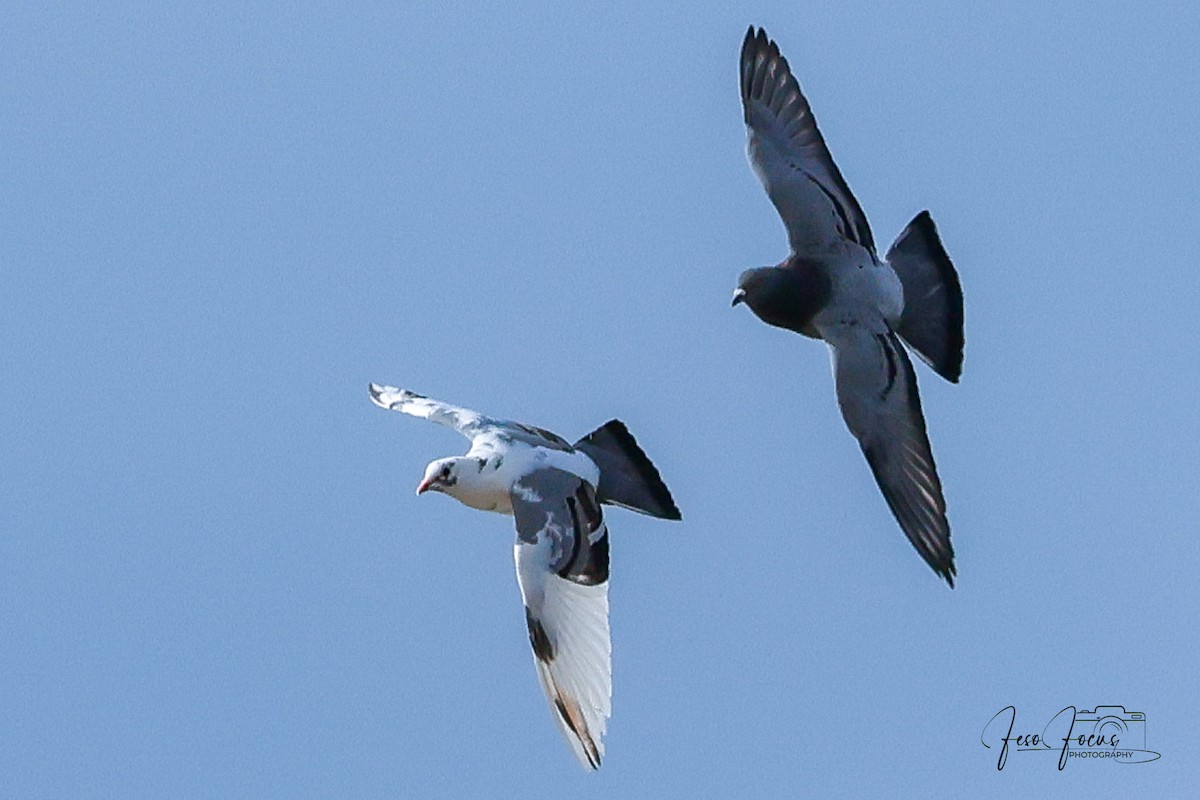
[415,477,433,495]
[731,288,747,307]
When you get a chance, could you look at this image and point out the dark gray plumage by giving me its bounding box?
[734,26,965,586]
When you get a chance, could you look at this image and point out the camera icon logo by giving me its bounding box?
[1074,706,1146,750]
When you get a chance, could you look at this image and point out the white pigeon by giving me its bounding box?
[368,383,680,769]
[732,27,964,585]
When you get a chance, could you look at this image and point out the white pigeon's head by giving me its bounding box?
[416,457,466,497]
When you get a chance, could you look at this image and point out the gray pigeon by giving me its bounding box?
[732,27,964,586]
[368,384,680,769]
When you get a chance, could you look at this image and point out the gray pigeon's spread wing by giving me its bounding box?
[511,468,611,770]
[740,27,874,254]
[827,324,955,585]
[368,384,492,439]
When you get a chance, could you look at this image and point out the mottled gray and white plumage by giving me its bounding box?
[368,384,680,769]
[733,27,965,586]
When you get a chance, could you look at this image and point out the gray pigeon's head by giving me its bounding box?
[416,457,465,497]
[732,266,829,336]
[732,267,784,310]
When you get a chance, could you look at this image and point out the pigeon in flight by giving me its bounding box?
[732,27,964,585]
[368,384,680,769]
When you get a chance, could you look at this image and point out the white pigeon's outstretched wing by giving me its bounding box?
[511,468,611,770]
[740,26,874,254]
[368,383,576,451]
[827,324,956,585]
[368,384,492,439]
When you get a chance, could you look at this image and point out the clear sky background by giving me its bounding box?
[4,2,1199,797]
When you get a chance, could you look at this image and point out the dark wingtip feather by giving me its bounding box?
[740,26,787,112]
[862,347,957,589]
[870,458,957,586]
[933,551,958,588]
[552,695,601,769]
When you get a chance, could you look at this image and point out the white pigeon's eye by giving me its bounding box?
[440,465,451,480]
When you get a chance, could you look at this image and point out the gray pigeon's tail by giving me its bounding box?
[886,211,964,383]
[575,421,681,521]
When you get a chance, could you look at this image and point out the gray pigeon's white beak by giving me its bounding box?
[731,288,747,307]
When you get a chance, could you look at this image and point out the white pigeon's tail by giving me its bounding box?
[886,211,964,383]
[575,421,681,521]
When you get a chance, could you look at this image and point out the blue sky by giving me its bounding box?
[3,1,1198,797]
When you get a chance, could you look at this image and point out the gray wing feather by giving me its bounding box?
[512,469,609,583]
[828,326,956,585]
[740,26,874,253]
